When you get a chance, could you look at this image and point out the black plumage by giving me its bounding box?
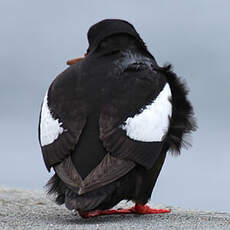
[38,19,196,214]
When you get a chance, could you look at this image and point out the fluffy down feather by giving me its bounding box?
[154,64,197,154]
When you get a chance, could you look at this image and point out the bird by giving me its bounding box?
[38,19,197,218]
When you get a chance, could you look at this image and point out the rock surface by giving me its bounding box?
[0,187,229,230]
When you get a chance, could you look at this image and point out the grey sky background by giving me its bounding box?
[0,0,229,212]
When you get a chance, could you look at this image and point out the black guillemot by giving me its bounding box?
[38,19,197,218]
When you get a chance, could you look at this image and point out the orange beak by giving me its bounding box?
[66,53,87,65]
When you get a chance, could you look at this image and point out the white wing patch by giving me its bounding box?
[40,91,64,146]
[121,83,172,142]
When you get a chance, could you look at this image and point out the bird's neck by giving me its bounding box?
[113,49,154,71]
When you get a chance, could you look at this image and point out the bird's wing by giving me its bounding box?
[38,65,87,171]
[100,68,172,169]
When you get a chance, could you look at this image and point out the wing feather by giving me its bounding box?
[99,69,170,169]
[38,66,87,171]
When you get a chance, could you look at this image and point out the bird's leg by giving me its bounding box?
[66,53,87,65]
[79,203,170,218]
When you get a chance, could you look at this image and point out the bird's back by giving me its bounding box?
[71,112,106,179]
[70,48,161,179]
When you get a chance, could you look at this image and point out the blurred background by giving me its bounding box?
[0,0,229,212]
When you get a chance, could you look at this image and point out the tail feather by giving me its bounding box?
[155,64,197,154]
[45,173,116,211]
[45,174,65,205]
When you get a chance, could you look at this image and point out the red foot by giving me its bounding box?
[79,208,132,218]
[133,204,171,214]
[79,204,170,218]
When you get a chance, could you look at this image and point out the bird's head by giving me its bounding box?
[86,19,149,55]
[67,19,153,65]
